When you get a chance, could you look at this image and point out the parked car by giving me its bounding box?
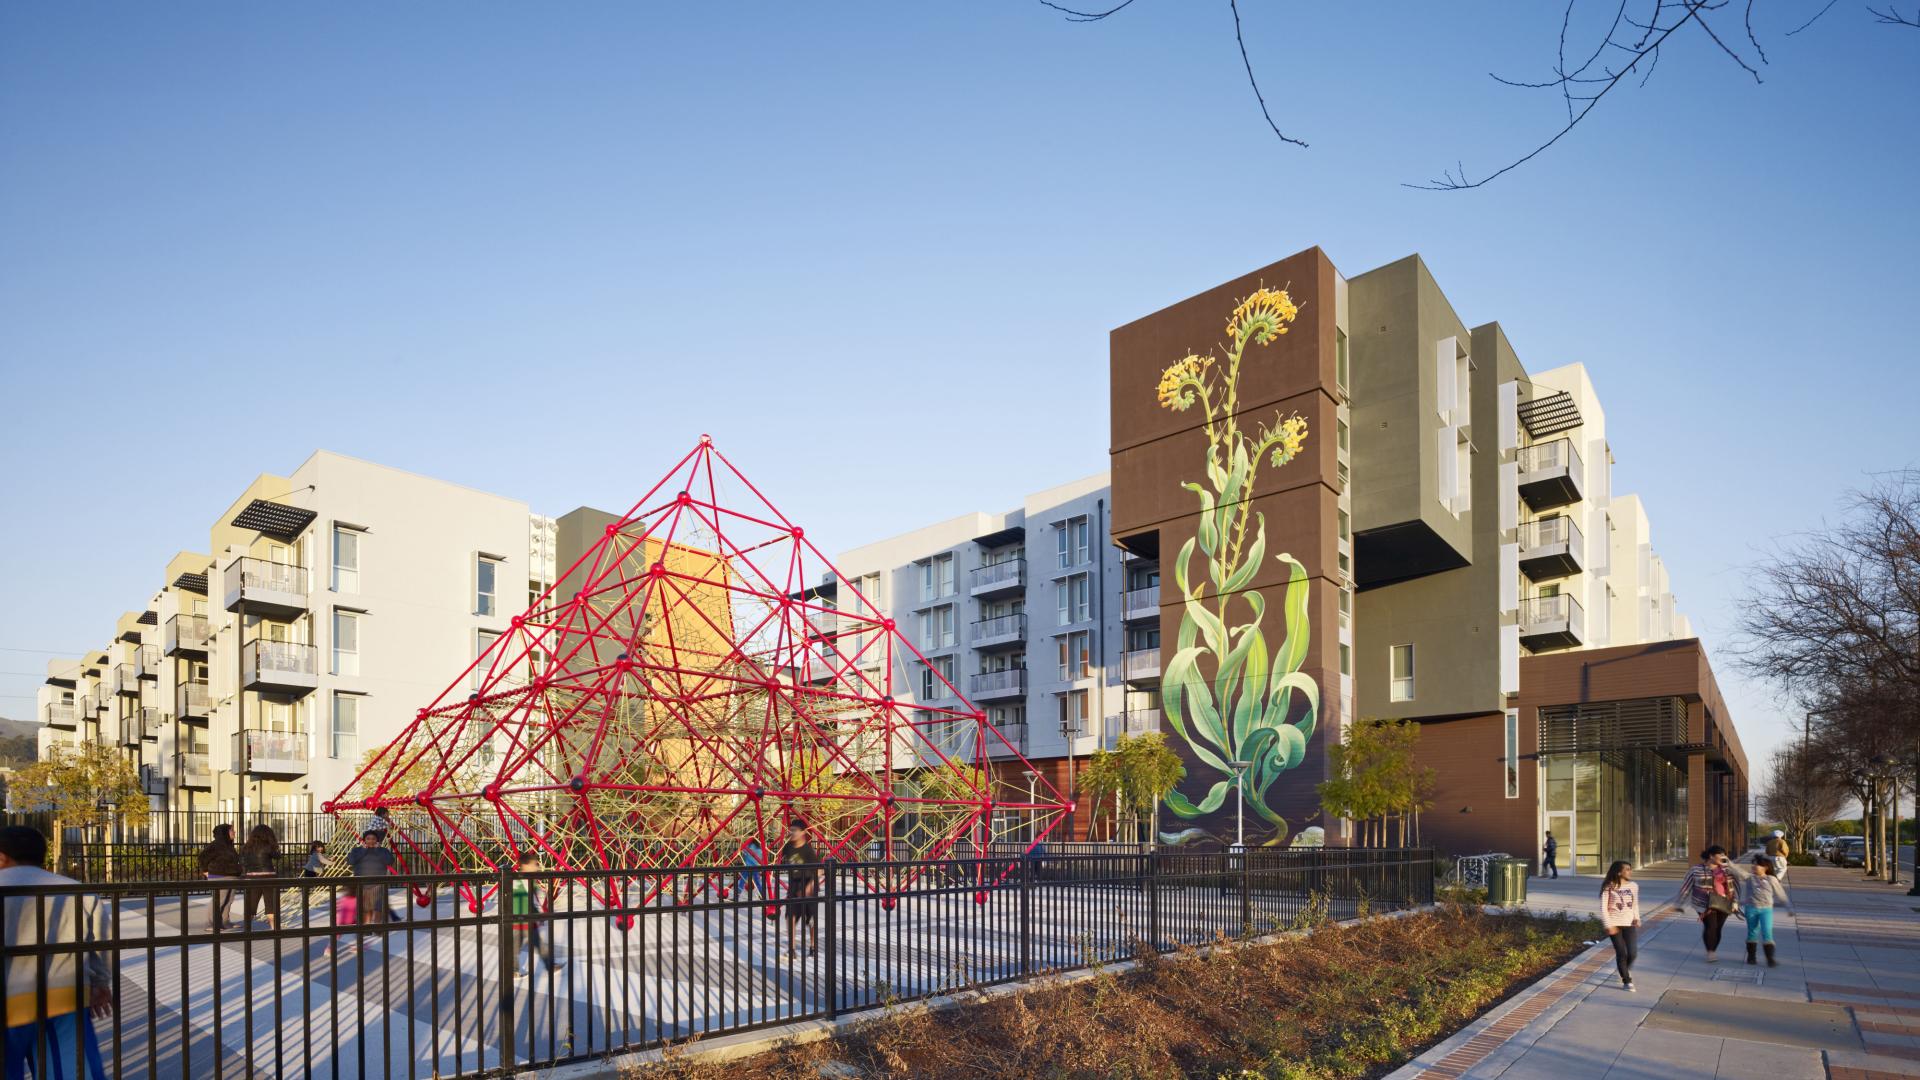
[1814,834,1835,855]
[1835,837,1867,867]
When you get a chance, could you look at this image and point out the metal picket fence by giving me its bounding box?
[0,847,1432,1078]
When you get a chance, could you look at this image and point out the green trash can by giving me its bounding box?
[1485,859,1512,905]
[1502,858,1530,906]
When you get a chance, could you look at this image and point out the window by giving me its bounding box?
[1337,418,1350,454]
[1390,644,1414,702]
[1058,689,1088,736]
[476,556,500,616]
[919,554,955,602]
[1335,328,1349,393]
[1338,588,1351,630]
[1338,509,1350,542]
[473,629,501,691]
[1057,631,1090,681]
[921,605,955,649]
[1057,573,1091,626]
[920,655,953,700]
[1339,642,1351,677]
[331,693,359,760]
[1504,710,1520,798]
[332,526,361,592]
[1056,517,1090,569]
[331,609,360,676]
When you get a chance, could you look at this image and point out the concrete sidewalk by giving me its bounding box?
[1394,863,1920,1080]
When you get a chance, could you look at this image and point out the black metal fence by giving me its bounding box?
[0,848,1430,1078]
[1,811,352,883]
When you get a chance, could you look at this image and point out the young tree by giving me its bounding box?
[1318,719,1435,848]
[1080,733,1186,843]
[10,741,149,869]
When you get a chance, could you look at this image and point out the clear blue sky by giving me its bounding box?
[2,4,1915,792]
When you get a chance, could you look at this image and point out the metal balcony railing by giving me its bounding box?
[176,681,211,719]
[114,664,137,695]
[179,753,212,788]
[968,668,1028,698]
[1518,514,1583,555]
[224,557,310,615]
[970,612,1027,646]
[969,559,1026,594]
[1516,437,1582,476]
[138,765,167,797]
[1519,593,1587,647]
[134,645,161,679]
[141,706,166,738]
[235,728,310,776]
[165,614,210,655]
[118,714,143,747]
[983,723,1027,755]
[44,703,77,730]
[1123,585,1160,621]
[1123,648,1162,682]
[243,640,318,693]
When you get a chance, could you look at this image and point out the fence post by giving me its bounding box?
[1144,849,1159,950]
[823,858,839,1020]
[1018,853,1034,976]
[497,864,517,1074]
[1239,847,1252,936]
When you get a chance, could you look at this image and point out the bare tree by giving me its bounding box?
[1758,742,1848,853]
[1740,469,1920,881]
[1035,1,1908,189]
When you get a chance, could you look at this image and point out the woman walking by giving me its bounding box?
[777,818,822,961]
[1733,854,1794,966]
[1600,861,1642,992]
[1672,845,1737,962]
[240,824,282,930]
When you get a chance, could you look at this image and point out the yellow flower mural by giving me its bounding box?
[1154,286,1318,845]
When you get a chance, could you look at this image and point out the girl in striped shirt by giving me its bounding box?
[1600,860,1642,992]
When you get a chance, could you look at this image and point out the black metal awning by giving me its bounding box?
[1538,696,1688,756]
[972,525,1026,548]
[231,498,317,538]
[1518,390,1583,438]
[137,611,157,626]
[172,571,208,594]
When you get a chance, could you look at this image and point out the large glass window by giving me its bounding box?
[1056,517,1090,569]
[919,554,955,602]
[1504,710,1519,798]
[332,527,360,592]
[472,629,501,690]
[1390,644,1414,701]
[332,609,360,676]
[1058,631,1090,681]
[1058,573,1091,626]
[330,693,358,759]
[920,655,953,700]
[476,556,499,616]
[921,605,955,649]
[1058,689,1088,736]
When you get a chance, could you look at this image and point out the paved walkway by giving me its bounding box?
[1393,863,1920,1080]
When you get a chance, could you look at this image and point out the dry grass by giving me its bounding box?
[631,905,1596,1080]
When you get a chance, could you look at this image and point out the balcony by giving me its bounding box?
[1123,585,1161,623]
[1520,594,1586,651]
[141,706,166,739]
[969,559,1026,598]
[242,639,318,696]
[134,644,162,680]
[1106,708,1162,739]
[805,610,839,639]
[164,614,210,657]
[234,728,309,778]
[114,664,138,696]
[118,714,143,747]
[970,612,1027,650]
[78,693,96,719]
[44,703,76,731]
[176,681,211,720]
[982,723,1027,757]
[138,765,167,797]
[968,667,1028,701]
[1517,515,1584,581]
[1123,648,1162,685]
[1517,438,1585,511]
[178,752,213,789]
[223,557,310,619]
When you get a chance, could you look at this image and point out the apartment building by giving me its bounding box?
[34,452,553,824]
[1105,247,1746,868]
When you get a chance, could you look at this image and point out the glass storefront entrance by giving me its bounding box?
[1540,748,1688,874]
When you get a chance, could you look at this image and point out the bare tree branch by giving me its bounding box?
[1869,4,1920,28]
[1036,0,1141,22]
[1227,0,1306,147]
[1785,0,1842,34]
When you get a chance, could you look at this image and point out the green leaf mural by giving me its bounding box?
[1151,287,1318,846]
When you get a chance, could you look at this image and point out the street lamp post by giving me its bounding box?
[1229,759,1253,852]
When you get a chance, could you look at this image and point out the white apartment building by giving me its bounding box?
[34,451,551,821]
[814,474,1160,809]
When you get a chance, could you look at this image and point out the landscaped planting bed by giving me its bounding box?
[635,904,1597,1080]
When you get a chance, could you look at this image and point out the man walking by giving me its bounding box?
[1542,832,1560,879]
[196,824,242,931]
[0,825,112,1079]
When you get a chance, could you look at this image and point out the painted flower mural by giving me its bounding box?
[1155,287,1319,846]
